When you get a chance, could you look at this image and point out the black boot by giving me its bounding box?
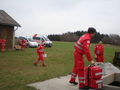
[79,86,89,90]
[33,63,37,66]
[69,81,78,85]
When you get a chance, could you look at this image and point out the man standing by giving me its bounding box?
[21,39,27,50]
[69,27,96,89]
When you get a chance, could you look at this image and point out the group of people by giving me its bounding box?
[33,28,105,81]
[18,27,104,89]
[69,27,104,89]
[33,27,105,89]
[14,37,47,66]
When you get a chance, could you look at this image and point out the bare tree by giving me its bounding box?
[102,34,120,45]
[60,32,79,42]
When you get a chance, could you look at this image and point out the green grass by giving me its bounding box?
[0,41,120,90]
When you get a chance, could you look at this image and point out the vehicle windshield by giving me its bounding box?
[33,36,50,41]
[33,37,41,40]
[28,38,34,42]
[42,36,50,41]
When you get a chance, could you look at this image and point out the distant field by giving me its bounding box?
[0,41,120,90]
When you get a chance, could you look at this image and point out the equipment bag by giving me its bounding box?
[89,65,102,79]
[89,78,103,89]
[85,64,103,89]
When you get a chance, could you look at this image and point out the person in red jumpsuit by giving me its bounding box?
[34,44,47,66]
[94,41,105,75]
[94,41,104,63]
[21,39,27,50]
[69,27,96,89]
[1,39,6,52]
[0,39,6,52]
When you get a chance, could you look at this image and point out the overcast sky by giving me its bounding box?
[0,0,120,36]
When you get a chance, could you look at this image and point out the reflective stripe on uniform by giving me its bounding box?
[39,49,44,51]
[75,43,83,50]
[72,73,77,76]
[78,77,85,79]
[79,81,85,83]
[77,41,83,46]
[95,72,102,76]
[71,76,76,79]
[96,80,103,83]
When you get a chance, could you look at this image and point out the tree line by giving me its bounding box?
[48,31,120,45]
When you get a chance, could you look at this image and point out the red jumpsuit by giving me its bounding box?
[69,33,92,88]
[21,40,27,49]
[34,45,44,64]
[94,44,104,62]
[0,39,6,52]
[1,39,6,52]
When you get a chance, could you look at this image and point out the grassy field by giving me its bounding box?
[0,41,120,90]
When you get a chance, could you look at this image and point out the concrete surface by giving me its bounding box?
[27,63,120,90]
[28,75,80,90]
[103,73,120,90]
[103,73,115,85]
[103,63,120,75]
[103,73,120,85]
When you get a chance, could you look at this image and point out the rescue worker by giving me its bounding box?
[0,39,6,52]
[21,39,27,50]
[69,27,96,89]
[94,41,104,63]
[94,41,105,75]
[33,44,47,66]
[1,39,6,52]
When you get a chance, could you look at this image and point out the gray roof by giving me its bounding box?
[0,10,21,27]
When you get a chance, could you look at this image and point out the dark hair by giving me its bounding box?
[87,27,96,34]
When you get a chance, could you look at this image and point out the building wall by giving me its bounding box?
[0,25,14,49]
